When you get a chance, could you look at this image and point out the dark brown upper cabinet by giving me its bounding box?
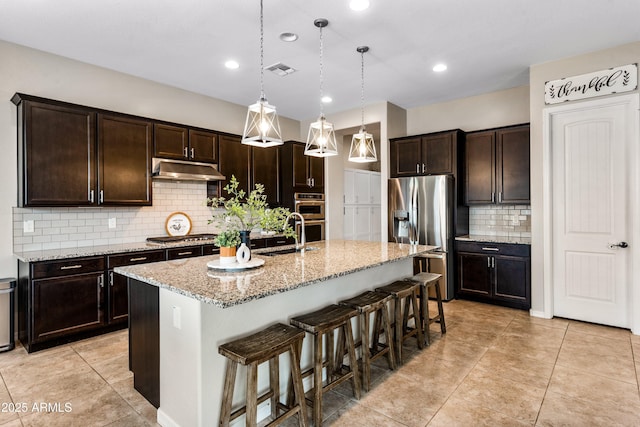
[98,114,153,205]
[14,97,96,207]
[13,94,152,207]
[390,130,463,178]
[280,141,325,209]
[252,144,281,206]
[465,124,530,205]
[217,134,251,197]
[153,123,217,164]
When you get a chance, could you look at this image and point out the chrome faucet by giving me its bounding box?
[286,212,306,251]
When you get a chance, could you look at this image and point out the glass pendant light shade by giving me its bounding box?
[306,114,338,157]
[241,0,283,147]
[305,18,338,157]
[349,45,377,163]
[349,128,377,162]
[242,97,283,147]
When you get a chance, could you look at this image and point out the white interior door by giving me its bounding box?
[550,96,634,327]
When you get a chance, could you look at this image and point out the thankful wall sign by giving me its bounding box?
[544,63,637,105]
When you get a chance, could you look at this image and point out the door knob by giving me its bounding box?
[609,241,629,249]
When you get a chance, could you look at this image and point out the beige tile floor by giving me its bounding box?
[1,299,640,426]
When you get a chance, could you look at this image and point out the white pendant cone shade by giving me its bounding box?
[241,0,283,148]
[305,114,338,157]
[348,128,377,162]
[242,97,283,147]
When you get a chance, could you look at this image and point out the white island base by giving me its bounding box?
[116,240,436,427]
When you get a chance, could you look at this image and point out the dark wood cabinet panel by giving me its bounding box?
[128,278,160,408]
[32,272,105,343]
[98,114,152,205]
[218,134,251,196]
[281,141,325,209]
[497,126,530,204]
[252,145,280,206]
[308,155,325,190]
[423,133,454,175]
[465,131,495,204]
[390,137,422,177]
[154,123,188,160]
[292,143,310,188]
[456,241,530,309]
[166,246,203,260]
[189,129,217,163]
[390,130,463,179]
[17,99,96,207]
[465,124,529,205]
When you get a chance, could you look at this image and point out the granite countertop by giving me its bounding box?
[114,240,438,308]
[13,232,280,262]
[455,235,531,245]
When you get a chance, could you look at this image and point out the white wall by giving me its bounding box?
[0,40,301,276]
[407,85,530,134]
[529,41,640,315]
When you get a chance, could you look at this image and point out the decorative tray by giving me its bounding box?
[207,257,265,271]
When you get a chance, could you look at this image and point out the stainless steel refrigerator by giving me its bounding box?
[388,175,468,300]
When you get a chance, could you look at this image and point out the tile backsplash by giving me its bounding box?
[13,181,220,252]
[468,205,531,238]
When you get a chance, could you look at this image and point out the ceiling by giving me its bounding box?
[1,0,639,121]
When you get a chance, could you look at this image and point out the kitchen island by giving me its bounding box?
[115,239,437,427]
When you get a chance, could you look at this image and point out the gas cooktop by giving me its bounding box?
[146,233,217,244]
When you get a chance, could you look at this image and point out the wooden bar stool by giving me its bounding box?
[411,272,446,346]
[339,291,396,392]
[218,323,308,427]
[375,280,424,364]
[290,304,361,427]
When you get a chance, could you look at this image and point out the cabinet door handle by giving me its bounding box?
[498,192,503,203]
[312,178,315,187]
[487,257,491,268]
[98,275,104,288]
[416,163,420,174]
[491,257,495,268]
[491,192,495,203]
[191,147,195,158]
[129,257,148,262]
[481,247,499,252]
[109,271,114,287]
[89,190,94,203]
[422,163,426,174]
[177,251,193,256]
[60,264,83,270]
[99,190,104,204]
[184,147,188,158]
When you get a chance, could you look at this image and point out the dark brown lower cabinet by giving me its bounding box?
[456,241,530,309]
[128,278,160,408]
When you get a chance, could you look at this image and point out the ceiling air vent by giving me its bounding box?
[265,62,297,77]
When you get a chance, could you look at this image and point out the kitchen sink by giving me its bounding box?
[261,246,320,256]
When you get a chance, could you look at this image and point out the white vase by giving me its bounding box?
[236,243,251,264]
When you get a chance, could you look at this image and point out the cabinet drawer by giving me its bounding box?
[265,236,295,247]
[249,239,267,250]
[456,241,530,257]
[32,256,105,279]
[167,246,203,260]
[107,250,166,268]
[202,244,220,256]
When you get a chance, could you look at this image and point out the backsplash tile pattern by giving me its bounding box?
[468,205,531,238]
[13,181,220,252]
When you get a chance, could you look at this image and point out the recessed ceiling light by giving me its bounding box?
[225,60,239,70]
[349,0,370,11]
[433,63,447,72]
[280,32,298,42]
[321,96,332,103]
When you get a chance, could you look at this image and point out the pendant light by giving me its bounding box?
[305,18,338,157]
[241,0,283,148]
[348,46,377,163]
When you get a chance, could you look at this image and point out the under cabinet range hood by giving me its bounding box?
[151,158,226,181]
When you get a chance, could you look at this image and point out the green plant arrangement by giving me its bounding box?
[207,175,296,240]
[213,229,241,248]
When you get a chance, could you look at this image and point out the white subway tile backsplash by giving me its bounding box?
[12,181,215,252]
[469,204,531,238]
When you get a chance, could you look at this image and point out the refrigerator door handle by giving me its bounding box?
[409,178,419,245]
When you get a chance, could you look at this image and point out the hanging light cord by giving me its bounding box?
[360,50,365,130]
[319,24,324,116]
[259,0,265,100]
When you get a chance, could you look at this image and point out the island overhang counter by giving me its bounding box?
[115,239,438,427]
